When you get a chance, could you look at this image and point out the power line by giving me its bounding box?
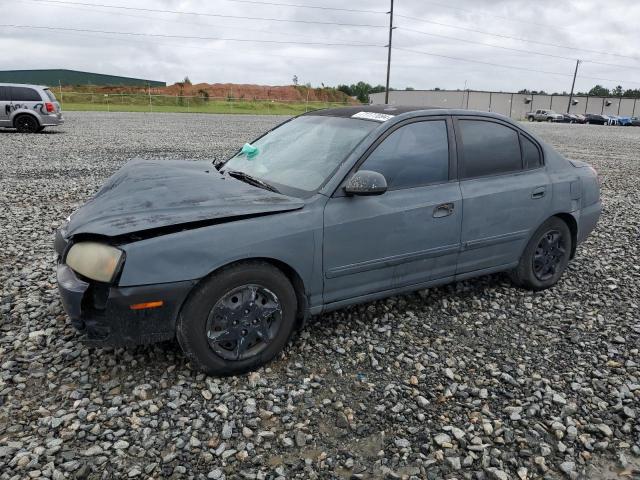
[215,0,385,14]
[24,0,387,27]
[14,0,380,45]
[6,26,387,66]
[393,46,640,85]
[415,1,565,31]
[399,26,640,72]
[395,13,640,61]
[0,24,385,47]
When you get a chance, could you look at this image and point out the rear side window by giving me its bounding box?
[521,135,542,169]
[9,87,42,102]
[459,120,522,178]
[360,120,449,189]
[0,86,9,101]
[44,89,57,102]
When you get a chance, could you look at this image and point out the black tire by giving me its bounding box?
[36,126,45,132]
[528,116,534,122]
[14,115,39,133]
[510,217,572,291]
[177,261,297,376]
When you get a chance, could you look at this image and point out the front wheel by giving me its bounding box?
[510,217,572,290]
[177,262,298,376]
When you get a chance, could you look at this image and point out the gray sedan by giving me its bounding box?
[55,106,601,376]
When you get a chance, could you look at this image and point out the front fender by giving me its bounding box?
[116,206,324,307]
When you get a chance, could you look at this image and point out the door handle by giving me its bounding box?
[531,186,546,199]
[433,202,455,218]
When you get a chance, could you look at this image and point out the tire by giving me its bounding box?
[37,126,45,133]
[14,115,39,133]
[547,117,554,122]
[177,261,297,376]
[510,217,572,291]
[528,116,534,122]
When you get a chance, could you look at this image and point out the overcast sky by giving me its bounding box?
[1,0,639,92]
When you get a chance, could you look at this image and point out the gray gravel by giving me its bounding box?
[1,112,639,479]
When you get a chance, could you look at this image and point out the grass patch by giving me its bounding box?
[60,99,351,116]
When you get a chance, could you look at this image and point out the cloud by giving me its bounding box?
[0,0,638,92]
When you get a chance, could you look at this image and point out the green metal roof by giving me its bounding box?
[0,69,165,87]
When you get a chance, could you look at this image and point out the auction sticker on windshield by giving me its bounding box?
[351,111,395,122]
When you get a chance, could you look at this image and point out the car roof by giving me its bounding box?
[304,104,523,125]
[307,105,441,118]
[0,83,48,89]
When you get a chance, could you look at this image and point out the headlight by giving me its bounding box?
[65,242,123,283]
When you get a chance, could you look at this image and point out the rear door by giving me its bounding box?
[0,87,10,126]
[9,86,43,115]
[323,117,462,304]
[454,116,550,274]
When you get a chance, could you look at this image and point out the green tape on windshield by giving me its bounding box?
[241,143,259,159]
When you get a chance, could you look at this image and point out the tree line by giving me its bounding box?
[339,82,640,102]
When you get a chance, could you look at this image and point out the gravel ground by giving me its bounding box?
[0,112,638,480]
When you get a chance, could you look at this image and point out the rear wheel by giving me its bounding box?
[36,126,45,132]
[177,262,297,376]
[14,115,39,133]
[510,217,572,290]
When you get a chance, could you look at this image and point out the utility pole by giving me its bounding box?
[384,0,395,104]
[567,59,581,113]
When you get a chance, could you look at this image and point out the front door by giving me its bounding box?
[0,86,10,126]
[323,118,462,305]
[454,117,551,274]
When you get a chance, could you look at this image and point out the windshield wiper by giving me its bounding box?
[224,169,280,194]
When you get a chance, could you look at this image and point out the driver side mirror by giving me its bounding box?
[344,170,388,196]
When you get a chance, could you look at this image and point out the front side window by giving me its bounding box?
[359,120,449,189]
[9,87,41,102]
[223,115,376,195]
[459,120,522,178]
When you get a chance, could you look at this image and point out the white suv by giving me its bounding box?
[0,83,64,133]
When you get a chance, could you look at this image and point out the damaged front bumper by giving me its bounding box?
[56,263,194,347]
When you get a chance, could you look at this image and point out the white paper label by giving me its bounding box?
[351,111,395,122]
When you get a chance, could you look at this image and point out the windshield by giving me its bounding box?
[222,115,377,195]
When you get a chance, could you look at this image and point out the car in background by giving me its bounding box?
[605,115,620,126]
[55,105,602,376]
[572,114,587,124]
[526,109,564,122]
[631,117,640,126]
[617,116,633,126]
[559,113,582,123]
[0,83,64,133]
[584,113,608,125]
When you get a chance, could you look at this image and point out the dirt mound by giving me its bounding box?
[67,82,355,103]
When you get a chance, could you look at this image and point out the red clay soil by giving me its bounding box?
[65,83,355,103]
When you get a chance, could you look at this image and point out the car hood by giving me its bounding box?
[65,159,304,238]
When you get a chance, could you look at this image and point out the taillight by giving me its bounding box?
[45,102,55,113]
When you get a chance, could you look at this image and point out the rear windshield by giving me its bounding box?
[44,89,57,102]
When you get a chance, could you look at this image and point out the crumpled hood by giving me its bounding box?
[66,159,304,237]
